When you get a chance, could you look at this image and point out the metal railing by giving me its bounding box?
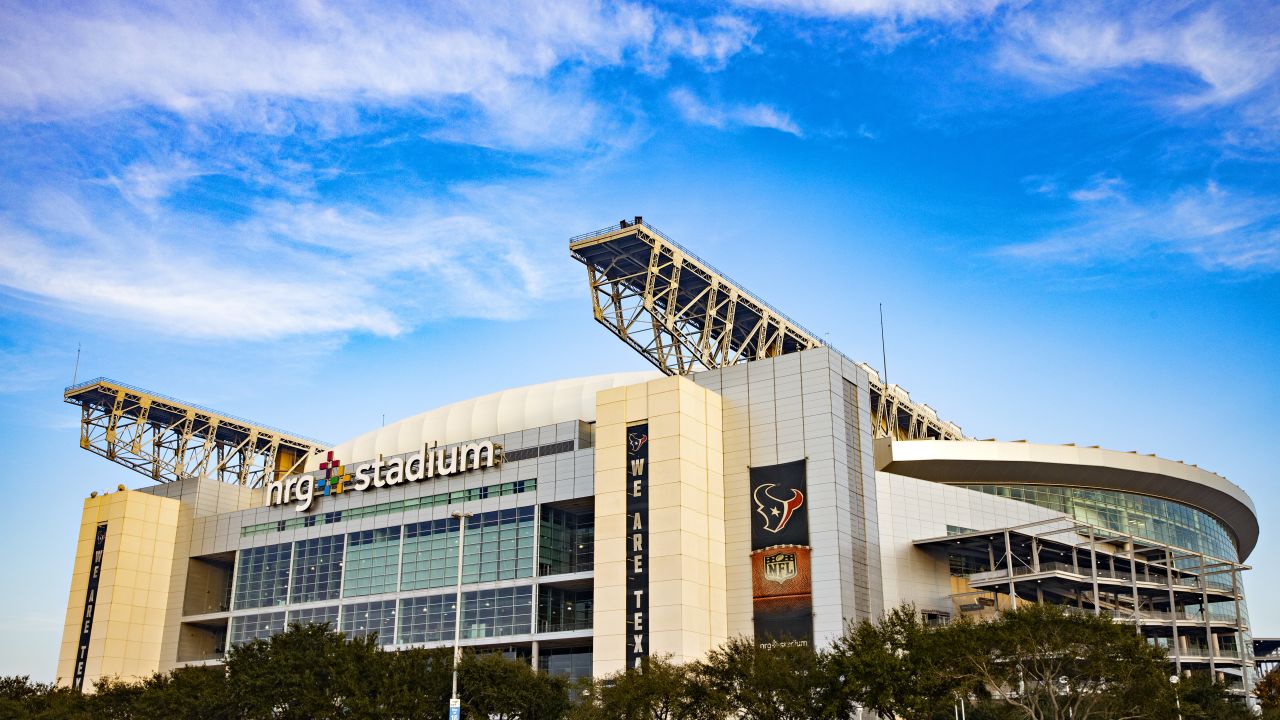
[539,619,593,634]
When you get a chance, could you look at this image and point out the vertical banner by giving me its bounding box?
[625,424,649,670]
[73,523,108,690]
[749,460,813,644]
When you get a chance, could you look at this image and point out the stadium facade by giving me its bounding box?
[57,219,1260,697]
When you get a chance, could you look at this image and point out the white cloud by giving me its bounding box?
[0,1,755,150]
[0,182,589,342]
[995,4,1280,109]
[731,0,1010,23]
[1067,174,1125,203]
[997,181,1280,272]
[669,88,802,136]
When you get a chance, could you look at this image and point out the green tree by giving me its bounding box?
[459,651,570,720]
[953,604,1170,720]
[696,637,834,720]
[0,675,91,720]
[1256,671,1280,716]
[119,666,234,720]
[375,646,454,720]
[1172,673,1251,720]
[828,604,973,720]
[225,622,384,720]
[571,656,720,720]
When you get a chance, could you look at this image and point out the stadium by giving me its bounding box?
[56,218,1260,697]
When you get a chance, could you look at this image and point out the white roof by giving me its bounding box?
[315,371,662,468]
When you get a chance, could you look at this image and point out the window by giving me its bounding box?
[233,543,291,609]
[462,586,532,639]
[230,611,286,645]
[344,527,401,597]
[341,600,397,645]
[399,594,457,644]
[401,507,535,592]
[290,535,344,603]
[288,605,339,629]
[540,507,593,575]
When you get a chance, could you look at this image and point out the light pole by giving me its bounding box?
[1170,674,1182,720]
[450,511,473,719]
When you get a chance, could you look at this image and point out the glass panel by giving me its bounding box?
[398,594,457,644]
[343,527,401,597]
[341,599,397,645]
[233,543,291,610]
[290,535,344,604]
[401,507,535,592]
[288,605,339,629]
[959,484,1238,562]
[462,586,532,639]
[230,611,286,645]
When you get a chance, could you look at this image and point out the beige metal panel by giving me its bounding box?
[593,375,727,677]
[57,489,181,690]
[876,438,1259,559]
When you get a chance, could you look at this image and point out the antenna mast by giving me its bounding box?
[879,304,889,388]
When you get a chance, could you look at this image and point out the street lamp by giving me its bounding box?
[450,511,473,720]
[1170,674,1182,720]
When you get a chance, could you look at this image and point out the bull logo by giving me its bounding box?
[753,483,804,533]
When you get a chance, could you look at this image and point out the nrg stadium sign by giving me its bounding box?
[266,440,502,512]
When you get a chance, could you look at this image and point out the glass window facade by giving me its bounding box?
[233,543,291,609]
[398,593,457,644]
[462,586,532,640]
[344,527,401,597]
[539,647,593,684]
[228,502,558,648]
[538,586,593,633]
[401,507,535,592]
[341,599,398,645]
[960,484,1238,562]
[290,535,344,603]
[539,507,594,575]
[288,605,339,629]
[230,611,286,645]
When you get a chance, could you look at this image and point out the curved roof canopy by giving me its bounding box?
[876,438,1259,560]
[318,371,662,470]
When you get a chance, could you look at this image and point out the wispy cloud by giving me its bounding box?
[731,0,1011,23]
[0,180,590,342]
[1067,174,1125,202]
[0,1,755,151]
[995,3,1280,109]
[998,180,1280,272]
[669,88,802,135]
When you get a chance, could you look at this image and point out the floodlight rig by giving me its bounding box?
[569,217,964,441]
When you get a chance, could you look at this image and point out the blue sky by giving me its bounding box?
[1,0,1277,679]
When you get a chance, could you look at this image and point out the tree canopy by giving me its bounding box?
[2,608,1257,720]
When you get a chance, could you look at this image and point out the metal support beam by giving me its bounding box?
[64,377,327,488]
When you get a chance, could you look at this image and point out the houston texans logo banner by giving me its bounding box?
[749,459,813,644]
[750,460,809,550]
